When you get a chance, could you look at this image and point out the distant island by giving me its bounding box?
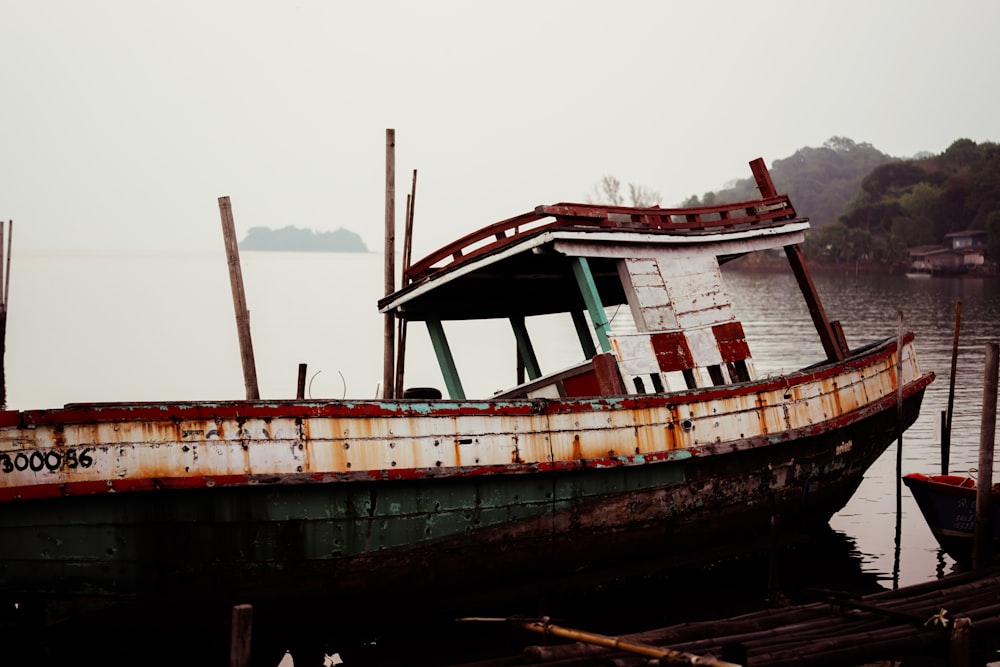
[239,225,369,252]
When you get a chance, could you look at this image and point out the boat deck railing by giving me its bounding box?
[404,194,798,284]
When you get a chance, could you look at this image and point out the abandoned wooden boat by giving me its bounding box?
[0,159,934,625]
[903,473,999,566]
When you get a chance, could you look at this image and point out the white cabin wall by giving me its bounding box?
[609,250,757,392]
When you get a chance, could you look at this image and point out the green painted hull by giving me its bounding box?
[0,386,924,624]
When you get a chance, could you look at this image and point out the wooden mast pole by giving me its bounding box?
[383,129,396,399]
[218,196,260,400]
[749,158,845,362]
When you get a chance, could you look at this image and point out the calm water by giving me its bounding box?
[6,251,1000,665]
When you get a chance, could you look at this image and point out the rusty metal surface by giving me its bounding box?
[0,335,931,502]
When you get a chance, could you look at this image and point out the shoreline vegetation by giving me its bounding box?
[725,253,999,277]
[598,137,1000,273]
[239,225,369,253]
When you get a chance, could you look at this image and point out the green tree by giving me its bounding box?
[861,162,927,198]
[986,210,1000,262]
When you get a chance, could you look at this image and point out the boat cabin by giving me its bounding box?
[379,160,846,400]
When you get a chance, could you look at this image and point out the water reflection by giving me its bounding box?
[724,267,1000,587]
[268,526,886,666]
[9,254,1000,665]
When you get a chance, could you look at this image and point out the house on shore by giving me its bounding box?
[906,230,989,276]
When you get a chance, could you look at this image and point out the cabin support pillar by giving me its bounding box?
[426,319,465,400]
[510,317,542,381]
[571,257,612,353]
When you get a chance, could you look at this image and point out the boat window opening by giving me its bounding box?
[459,312,605,400]
[660,370,688,393]
[633,376,647,394]
[708,365,726,387]
[682,368,698,389]
[649,373,665,393]
[730,360,752,383]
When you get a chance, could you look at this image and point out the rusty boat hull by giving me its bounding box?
[0,158,935,628]
[1,336,930,620]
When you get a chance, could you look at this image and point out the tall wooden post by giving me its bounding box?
[893,311,905,589]
[943,300,962,474]
[0,220,11,410]
[218,196,260,400]
[973,342,998,569]
[383,129,396,400]
[296,363,307,400]
[395,169,418,398]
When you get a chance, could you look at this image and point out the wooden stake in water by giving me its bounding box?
[229,603,253,667]
[973,342,998,570]
[395,168,418,398]
[943,300,962,475]
[893,310,904,589]
[0,220,11,410]
[383,128,396,400]
[218,197,260,400]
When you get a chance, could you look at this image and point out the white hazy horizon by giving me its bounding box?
[2,1,998,260]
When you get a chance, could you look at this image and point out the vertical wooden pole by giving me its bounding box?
[0,220,10,410]
[403,169,417,280]
[296,363,307,400]
[973,342,998,570]
[218,197,259,400]
[229,603,253,667]
[394,169,418,398]
[383,129,396,400]
[893,311,904,589]
[943,300,962,475]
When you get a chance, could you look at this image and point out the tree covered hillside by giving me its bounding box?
[604,136,999,268]
[683,137,896,229]
[811,138,1000,266]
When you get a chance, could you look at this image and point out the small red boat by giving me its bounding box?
[902,472,1000,566]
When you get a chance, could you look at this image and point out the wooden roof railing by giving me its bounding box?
[403,193,799,284]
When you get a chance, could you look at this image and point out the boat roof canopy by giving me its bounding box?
[379,199,808,322]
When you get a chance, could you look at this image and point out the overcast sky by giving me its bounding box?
[2,1,999,257]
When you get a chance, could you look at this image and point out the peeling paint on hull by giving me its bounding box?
[0,337,931,617]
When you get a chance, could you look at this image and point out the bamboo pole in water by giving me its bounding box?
[218,197,260,400]
[383,128,396,399]
[973,342,998,569]
[893,311,904,589]
[296,363,307,400]
[943,300,963,474]
[0,220,10,410]
[463,617,741,667]
[395,169,417,397]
